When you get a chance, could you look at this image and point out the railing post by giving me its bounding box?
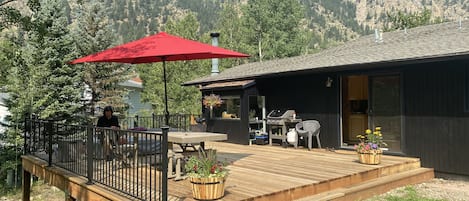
[152,113,155,129]
[86,126,94,184]
[161,126,169,201]
[46,120,53,167]
[135,115,139,128]
[24,118,29,154]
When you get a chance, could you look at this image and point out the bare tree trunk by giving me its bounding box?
[258,39,262,62]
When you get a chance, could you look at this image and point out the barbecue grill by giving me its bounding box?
[266,109,301,146]
[267,109,296,125]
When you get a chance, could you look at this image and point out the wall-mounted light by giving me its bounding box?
[325,77,333,88]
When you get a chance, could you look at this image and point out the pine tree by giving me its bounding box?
[72,1,130,119]
[23,0,83,122]
[4,0,80,124]
[3,38,30,135]
[385,9,435,31]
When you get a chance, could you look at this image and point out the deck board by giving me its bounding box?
[160,142,422,200]
[26,142,424,201]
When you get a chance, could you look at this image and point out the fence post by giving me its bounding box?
[161,126,169,201]
[86,126,94,184]
[46,120,53,167]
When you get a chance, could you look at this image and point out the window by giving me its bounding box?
[212,96,241,119]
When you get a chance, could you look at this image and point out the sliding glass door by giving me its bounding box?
[369,75,402,152]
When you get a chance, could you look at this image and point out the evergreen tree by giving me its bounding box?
[385,9,440,31]
[4,0,79,124]
[23,0,82,122]
[72,1,130,118]
[3,38,29,135]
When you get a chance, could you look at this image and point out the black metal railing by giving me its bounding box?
[120,113,194,131]
[24,118,168,201]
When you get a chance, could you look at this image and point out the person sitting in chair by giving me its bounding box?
[97,106,120,129]
[97,106,120,161]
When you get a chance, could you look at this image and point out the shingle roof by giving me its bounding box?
[185,21,469,86]
[119,79,143,89]
[200,80,255,90]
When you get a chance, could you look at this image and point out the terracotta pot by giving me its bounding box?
[189,176,226,200]
[357,149,383,165]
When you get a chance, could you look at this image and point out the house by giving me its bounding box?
[0,93,10,145]
[118,76,152,116]
[83,76,152,116]
[185,21,469,176]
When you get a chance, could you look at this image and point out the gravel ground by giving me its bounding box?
[2,177,469,201]
[367,178,469,201]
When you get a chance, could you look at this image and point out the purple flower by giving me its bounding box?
[371,143,378,149]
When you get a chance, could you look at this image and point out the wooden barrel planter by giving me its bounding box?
[358,149,383,165]
[189,176,226,200]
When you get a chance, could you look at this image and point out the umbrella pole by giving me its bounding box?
[163,60,170,126]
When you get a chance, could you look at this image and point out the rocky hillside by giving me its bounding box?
[353,0,469,29]
[97,0,468,49]
[5,0,467,51]
[299,0,468,46]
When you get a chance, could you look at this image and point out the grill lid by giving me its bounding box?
[268,109,287,118]
[267,109,296,119]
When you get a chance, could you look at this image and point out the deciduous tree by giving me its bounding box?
[241,0,308,62]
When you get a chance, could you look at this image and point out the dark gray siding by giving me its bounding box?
[206,119,245,144]
[257,74,340,148]
[403,60,469,175]
[203,88,254,145]
[201,58,469,175]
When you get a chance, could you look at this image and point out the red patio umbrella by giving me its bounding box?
[70,32,248,126]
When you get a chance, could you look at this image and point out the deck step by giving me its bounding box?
[295,167,434,201]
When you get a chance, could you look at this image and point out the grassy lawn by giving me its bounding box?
[0,181,64,201]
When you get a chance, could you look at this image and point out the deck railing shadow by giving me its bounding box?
[24,118,170,201]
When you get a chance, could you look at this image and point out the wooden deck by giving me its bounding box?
[167,142,433,200]
[22,142,433,201]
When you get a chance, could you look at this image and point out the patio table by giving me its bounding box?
[167,131,227,150]
[165,131,227,181]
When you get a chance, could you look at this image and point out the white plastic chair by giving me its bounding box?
[295,120,321,150]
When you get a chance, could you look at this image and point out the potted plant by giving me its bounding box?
[354,126,387,165]
[203,94,223,118]
[184,149,229,200]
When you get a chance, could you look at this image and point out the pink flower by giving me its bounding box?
[365,144,370,150]
[210,164,217,174]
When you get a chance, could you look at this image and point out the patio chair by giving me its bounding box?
[295,120,321,150]
[112,134,137,168]
[114,143,136,168]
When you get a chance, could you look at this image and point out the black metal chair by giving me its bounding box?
[295,120,321,150]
